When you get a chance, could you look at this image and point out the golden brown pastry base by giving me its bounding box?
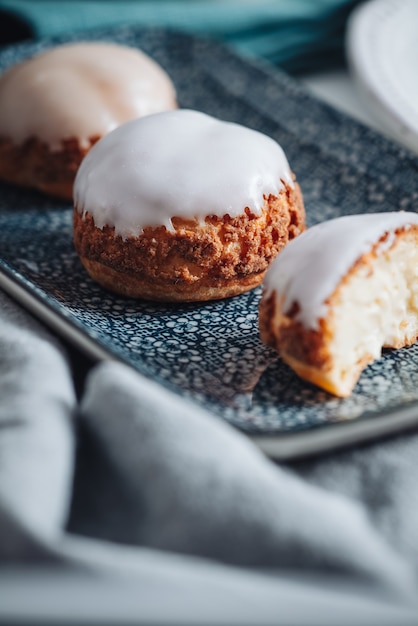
[0,135,99,200]
[79,256,266,302]
[259,291,344,394]
[73,181,305,302]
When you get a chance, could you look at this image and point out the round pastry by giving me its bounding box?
[259,211,418,397]
[0,42,177,199]
[73,109,305,302]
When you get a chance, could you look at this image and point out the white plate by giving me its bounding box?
[347,0,418,154]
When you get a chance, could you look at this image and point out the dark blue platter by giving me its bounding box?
[1,27,418,458]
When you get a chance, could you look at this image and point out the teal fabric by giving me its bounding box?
[0,0,362,72]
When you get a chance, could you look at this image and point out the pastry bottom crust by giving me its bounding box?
[73,181,305,302]
[0,135,99,200]
[79,256,265,301]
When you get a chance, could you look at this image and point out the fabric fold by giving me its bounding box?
[76,361,416,597]
[0,291,76,553]
[293,431,418,578]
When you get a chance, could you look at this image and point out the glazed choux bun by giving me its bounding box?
[73,109,305,302]
[259,212,418,397]
[0,42,177,199]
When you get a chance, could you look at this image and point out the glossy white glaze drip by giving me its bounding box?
[264,211,418,330]
[0,42,177,149]
[74,109,294,237]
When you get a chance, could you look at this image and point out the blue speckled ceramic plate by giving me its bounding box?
[1,27,418,459]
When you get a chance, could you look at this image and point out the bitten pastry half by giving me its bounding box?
[73,109,305,302]
[259,212,418,397]
[0,42,177,199]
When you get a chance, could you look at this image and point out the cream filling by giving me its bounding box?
[327,232,418,393]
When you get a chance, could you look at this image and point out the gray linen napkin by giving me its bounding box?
[1,288,418,624]
[294,433,418,573]
[0,291,75,553]
[71,360,416,597]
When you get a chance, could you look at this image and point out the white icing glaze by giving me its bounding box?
[74,109,294,237]
[264,211,418,330]
[0,42,177,149]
